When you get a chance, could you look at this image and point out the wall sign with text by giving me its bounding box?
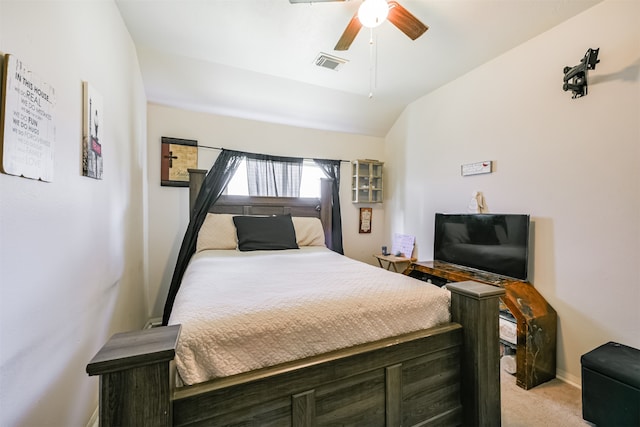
[461,160,493,176]
[0,54,56,181]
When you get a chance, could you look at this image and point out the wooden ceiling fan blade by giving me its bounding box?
[334,12,362,51]
[387,1,428,40]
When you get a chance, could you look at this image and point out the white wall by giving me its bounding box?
[0,1,148,426]
[385,0,639,385]
[147,104,386,317]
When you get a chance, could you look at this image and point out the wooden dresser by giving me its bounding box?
[404,260,557,390]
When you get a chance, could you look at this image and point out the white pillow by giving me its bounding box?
[292,216,325,247]
[196,213,238,252]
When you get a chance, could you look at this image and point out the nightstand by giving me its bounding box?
[373,254,416,272]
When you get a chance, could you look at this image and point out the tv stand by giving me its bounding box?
[405,260,557,390]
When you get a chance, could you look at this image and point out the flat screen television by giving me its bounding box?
[434,213,530,281]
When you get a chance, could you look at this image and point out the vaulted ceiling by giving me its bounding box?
[115,0,602,137]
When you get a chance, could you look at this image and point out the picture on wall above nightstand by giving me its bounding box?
[359,207,372,233]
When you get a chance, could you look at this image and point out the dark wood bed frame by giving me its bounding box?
[87,169,505,426]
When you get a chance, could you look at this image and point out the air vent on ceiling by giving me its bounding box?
[315,53,348,71]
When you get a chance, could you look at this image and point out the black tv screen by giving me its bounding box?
[434,213,530,280]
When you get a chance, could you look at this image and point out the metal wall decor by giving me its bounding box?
[563,48,600,99]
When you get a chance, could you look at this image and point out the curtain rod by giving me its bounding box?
[198,144,351,163]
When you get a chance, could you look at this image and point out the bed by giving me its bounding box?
[87,171,505,426]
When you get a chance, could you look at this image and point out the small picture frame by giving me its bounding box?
[359,207,372,234]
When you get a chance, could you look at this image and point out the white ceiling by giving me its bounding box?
[115,0,602,137]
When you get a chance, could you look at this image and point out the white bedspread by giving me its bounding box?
[168,247,451,385]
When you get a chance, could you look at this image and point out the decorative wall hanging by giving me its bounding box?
[359,207,372,233]
[563,48,600,99]
[161,136,198,187]
[0,53,56,181]
[83,82,104,179]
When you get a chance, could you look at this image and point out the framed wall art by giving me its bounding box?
[161,136,198,187]
[359,207,372,234]
[83,81,103,179]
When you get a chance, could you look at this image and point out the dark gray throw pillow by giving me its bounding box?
[233,214,299,251]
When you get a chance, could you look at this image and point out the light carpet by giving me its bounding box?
[501,372,591,426]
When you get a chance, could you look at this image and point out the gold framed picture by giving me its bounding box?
[161,136,198,187]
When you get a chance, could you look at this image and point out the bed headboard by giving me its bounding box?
[188,168,334,250]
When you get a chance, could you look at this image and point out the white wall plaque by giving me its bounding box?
[0,54,56,181]
[461,160,492,176]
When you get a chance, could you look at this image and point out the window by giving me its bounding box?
[226,159,324,198]
[225,158,249,195]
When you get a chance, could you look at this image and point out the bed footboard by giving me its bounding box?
[172,324,463,426]
[86,325,181,426]
[87,281,503,426]
[448,280,505,426]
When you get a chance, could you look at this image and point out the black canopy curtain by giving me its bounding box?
[161,149,344,326]
[161,149,244,325]
[313,158,343,256]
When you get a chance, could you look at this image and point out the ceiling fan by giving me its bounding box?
[334,0,428,51]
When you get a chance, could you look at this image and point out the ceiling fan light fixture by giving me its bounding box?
[358,0,389,28]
